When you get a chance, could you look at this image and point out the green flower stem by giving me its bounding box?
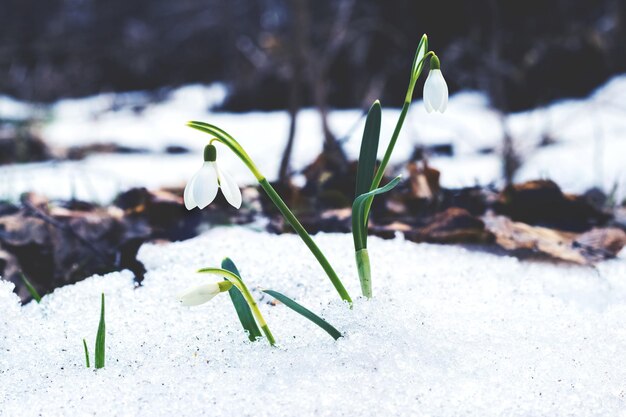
[371,101,410,194]
[188,121,352,305]
[259,179,353,304]
[236,282,275,346]
[355,249,371,298]
[198,268,275,346]
[352,176,402,298]
[362,51,434,223]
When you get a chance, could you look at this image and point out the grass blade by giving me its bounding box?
[221,258,262,342]
[262,289,342,340]
[20,273,41,303]
[355,100,382,199]
[94,293,106,369]
[352,176,402,251]
[82,338,90,368]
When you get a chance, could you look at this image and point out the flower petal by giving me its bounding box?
[178,282,221,306]
[440,93,448,112]
[217,165,242,209]
[435,71,449,112]
[424,97,434,113]
[193,162,219,209]
[183,168,201,210]
[423,69,448,113]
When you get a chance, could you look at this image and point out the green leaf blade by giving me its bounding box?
[262,289,342,340]
[221,258,262,342]
[82,338,90,368]
[20,273,41,303]
[355,100,382,199]
[412,34,429,80]
[94,293,106,369]
[352,176,402,251]
[405,34,429,103]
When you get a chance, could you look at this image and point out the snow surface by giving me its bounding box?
[2,75,626,202]
[2,227,626,417]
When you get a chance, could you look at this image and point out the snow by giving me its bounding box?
[2,227,626,416]
[2,76,626,202]
[0,95,35,120]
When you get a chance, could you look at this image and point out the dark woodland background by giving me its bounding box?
[1,0,625,112]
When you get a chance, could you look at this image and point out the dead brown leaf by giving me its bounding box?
[407,207,493,244]
[483,214,624,264]
[407,161,440,201]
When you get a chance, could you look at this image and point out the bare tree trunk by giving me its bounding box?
[313,76,347,170]
[278,0,307,182]
[487,0,519,185]
[283,0,353,178]
[308,0,355,173]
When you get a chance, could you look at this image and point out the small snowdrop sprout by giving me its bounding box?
[423,55,448,113]
[182,258,342,346]
[20,273,41,303]
[191,266,277,346]
[81,293,106,369]
[177,281,233,306]
[82,338,90,368]
[184,144,242,210]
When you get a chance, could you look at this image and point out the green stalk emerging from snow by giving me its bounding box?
[353,34,446,297]
[197,267,276,346]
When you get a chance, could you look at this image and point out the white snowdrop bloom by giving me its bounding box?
[423,56,448,113]
[177,281,233,306]
[184,144,242,210]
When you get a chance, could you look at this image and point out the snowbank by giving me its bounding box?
[1,76,626,202]
[2,227,626,416]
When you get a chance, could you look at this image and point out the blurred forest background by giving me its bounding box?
[2,0,625,111]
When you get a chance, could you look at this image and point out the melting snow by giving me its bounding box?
[1,227,626,416]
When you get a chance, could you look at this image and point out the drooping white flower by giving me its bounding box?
[184,144,242,210]
[177,281,233,306]
[423,55,448,113]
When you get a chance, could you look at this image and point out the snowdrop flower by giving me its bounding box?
[423,55,448,113]
[184,144,242,210]
[177,281,233,306]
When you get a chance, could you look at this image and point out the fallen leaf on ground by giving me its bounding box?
[483,214,625,264]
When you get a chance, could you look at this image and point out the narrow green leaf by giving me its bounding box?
[405,34,429,103]
[352,176,402,251]
[412,34,429,79]
[353,101,381,254]
[355,101,382,199]
[94,293,105,369]
[20,273,41,303]
[221,258,262,342]
[262,289,342,340]
[82,338,90,368]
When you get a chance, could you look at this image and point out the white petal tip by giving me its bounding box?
[217,166,243,209]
